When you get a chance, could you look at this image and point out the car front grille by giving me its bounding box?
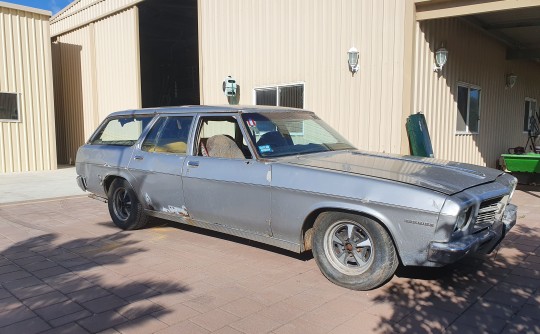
[473,197,504,232]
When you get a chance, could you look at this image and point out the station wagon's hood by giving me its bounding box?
[279,151,503,195]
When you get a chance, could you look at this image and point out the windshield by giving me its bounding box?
[241,112,356,158]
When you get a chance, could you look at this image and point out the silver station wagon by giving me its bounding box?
[76,106,517,290]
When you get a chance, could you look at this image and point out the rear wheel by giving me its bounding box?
[312,212,398,290]
[107,178,148,230]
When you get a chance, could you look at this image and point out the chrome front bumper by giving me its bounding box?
[428,204,517,264]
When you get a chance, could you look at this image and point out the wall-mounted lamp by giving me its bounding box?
[433,43,448,72]
[505,73,517,89]
[347,47,360,74]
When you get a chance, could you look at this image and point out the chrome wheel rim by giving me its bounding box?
[323,220,374,275]
[112,187,132,221]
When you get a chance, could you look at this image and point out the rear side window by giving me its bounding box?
[142,116,193,154]
[91,116,154,146]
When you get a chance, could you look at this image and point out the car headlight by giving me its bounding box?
[454,207,472,231]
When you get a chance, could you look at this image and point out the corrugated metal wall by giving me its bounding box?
[199,0,406,154]
[0,6,56,173]
[50,0,143,37]
[52,7,141,164]
[413,18,540,167]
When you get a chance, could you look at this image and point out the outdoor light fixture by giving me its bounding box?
[505,73,517,89]
[433,43,448,72]
[347,47,360,74]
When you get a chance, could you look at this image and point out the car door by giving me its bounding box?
[128,115,194,214]
[181,114,272,236]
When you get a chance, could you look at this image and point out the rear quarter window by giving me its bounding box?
[91,116,154,146]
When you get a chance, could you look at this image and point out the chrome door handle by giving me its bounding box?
[134,155,144,160]
[187,161,199,167]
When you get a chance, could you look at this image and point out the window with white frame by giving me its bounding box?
[0,92,19,121]
[456,84,480,134]
[524,98,537,132]
[254,83,304,109]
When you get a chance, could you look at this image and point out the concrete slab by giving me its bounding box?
[0,167,85,204]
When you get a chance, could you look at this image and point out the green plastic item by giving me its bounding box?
[501,153,540,173]
[406,113,434,158]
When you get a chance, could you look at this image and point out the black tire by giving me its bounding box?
[312,212,398,290]
[107,178,148,230]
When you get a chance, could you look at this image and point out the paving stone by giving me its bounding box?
[77,310,128,333]
[23,290,69,309]
[154,320,209,334]
[83,294,127,313]
[68,286,111,303]
[0,270,33,283]
[189,309,240,332]
[33,266,71,279]
[41,323,89,334]
[49,309,93,328]
[0,305,38,328]
[9,283,56,300]
[116,299,164,320]
[34,300,85,320]
[0,316,50,334]
[152,305,201,325]
[230,314,282,334]
[114,315,168,334]
[0,264,20,275]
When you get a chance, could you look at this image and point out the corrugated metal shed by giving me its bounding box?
[413,17,540,167]
[0,2,56,173]
[51,3,141,164]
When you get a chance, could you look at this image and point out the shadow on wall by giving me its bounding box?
[370,222,539,333]
[417,18,536,168]
[0,233,188,332]
[51,42,86,166]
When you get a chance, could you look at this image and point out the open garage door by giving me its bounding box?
[139,0,200,107]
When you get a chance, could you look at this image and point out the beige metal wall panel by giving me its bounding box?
[0,6,56,173]
[413,18,540,167]
[199,0,406,154]
[52,7,141,164]
[93,7,141,120]
[50,0,143,37]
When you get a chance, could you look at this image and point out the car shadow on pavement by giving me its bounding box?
[370,223,540,334]
[0,233,189,333]
[142,218,315,261]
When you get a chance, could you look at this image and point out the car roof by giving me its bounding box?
[108,105,312,117]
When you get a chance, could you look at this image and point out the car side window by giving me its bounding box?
[141,117,166,152]
[142,116,193,154]
[91,116,153,146]
[196,116,252,159]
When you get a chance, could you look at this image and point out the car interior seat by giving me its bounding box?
[256,131,288,149]
[206,135,246,159]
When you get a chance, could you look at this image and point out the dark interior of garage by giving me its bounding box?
[139,0,199,108]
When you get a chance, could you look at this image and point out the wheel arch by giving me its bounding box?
[301,206,403,264]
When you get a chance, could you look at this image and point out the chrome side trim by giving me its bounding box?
[145,210,302,253]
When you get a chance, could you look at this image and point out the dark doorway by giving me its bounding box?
[139,0,199,107]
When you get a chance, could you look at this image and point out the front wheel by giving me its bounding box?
[107,178,148,230]
[312,212,398,290]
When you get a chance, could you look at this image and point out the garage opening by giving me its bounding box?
[139,0,199,108]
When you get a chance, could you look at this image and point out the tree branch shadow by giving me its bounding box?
[0,233,190,332]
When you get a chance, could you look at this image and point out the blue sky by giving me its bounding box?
[4,0,72,14]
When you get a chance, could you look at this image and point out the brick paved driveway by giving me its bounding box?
[0,187,538,334]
